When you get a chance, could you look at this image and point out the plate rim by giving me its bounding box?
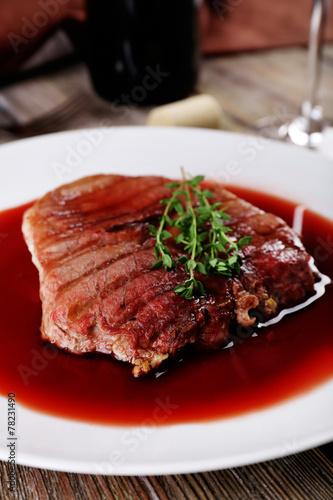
[0,126,332,475]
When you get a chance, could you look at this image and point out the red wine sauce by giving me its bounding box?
[0,188,332,426]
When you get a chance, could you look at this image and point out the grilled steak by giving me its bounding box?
[22,175,315,376]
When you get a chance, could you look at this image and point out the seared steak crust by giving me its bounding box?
[22,175,315,375]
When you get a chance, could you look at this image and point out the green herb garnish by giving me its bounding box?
[149,169,252,299]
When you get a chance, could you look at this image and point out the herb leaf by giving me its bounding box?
[149,170,253,299]
[239,236,253,246]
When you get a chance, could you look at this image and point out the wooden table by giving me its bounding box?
[0,35,333,499]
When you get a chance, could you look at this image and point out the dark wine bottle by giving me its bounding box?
[86,0,199,106]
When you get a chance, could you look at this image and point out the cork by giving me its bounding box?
[147,94,223,129]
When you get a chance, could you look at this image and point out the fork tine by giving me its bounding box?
[7,90,91,137]
[23,92,91,134]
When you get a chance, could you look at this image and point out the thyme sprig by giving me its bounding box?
[149,169,252,299]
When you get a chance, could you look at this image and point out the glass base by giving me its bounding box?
[278,119,324,148]
[254,101,329,144]
[254,113,333,160]
[278,102,325,148]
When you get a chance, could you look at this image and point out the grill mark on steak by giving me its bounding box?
[94,265,191,328]
[22,174,316,376]
[50,227,155,294]
[47,179,168,232]
[54,245,160,309]
[55,256,189,334]
[38,210,164,269]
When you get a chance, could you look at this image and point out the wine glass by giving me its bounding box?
[256,0,332,150]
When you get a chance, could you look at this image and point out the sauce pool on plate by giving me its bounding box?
[0,187,332,426]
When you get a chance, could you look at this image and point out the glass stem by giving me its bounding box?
[302,0,330,122]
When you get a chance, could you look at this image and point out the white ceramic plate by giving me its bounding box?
[0,127,332,475]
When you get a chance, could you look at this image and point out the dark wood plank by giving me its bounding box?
[1,449,332,499]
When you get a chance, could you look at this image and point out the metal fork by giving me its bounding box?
[0,90,91,138]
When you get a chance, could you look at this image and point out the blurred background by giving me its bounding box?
[0,0,332,148]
